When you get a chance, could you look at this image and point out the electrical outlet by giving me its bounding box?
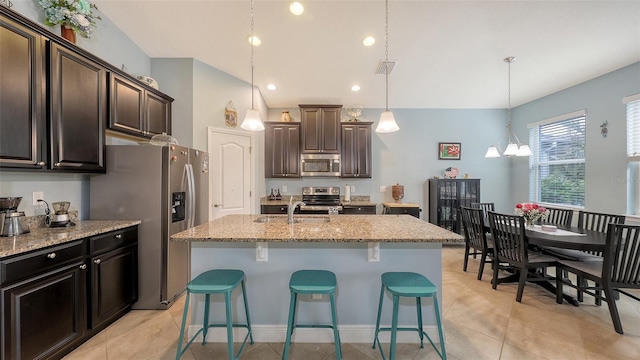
[350,185,355,192]
[312,294,322,300]
[33,191,44,205]
[282,185,287,193]
[380,186,386,193]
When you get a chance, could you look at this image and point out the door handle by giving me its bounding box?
[214,204,223,208]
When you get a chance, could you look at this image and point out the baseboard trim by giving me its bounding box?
[187,324,442,344]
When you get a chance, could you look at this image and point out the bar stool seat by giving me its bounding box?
[176,269,253,360]
[373,272,446,360]
[283,270,342,360]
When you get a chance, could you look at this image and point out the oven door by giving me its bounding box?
[300,154,340,177]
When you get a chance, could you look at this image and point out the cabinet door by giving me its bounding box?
[50,44,106,172]
[343,206,376,215]
[0,16,46,169]
[2,263,86,360]
[300,106,341,154]
[320,108,340,153]
[265,123,300,178]
[260,205,289,214]
[341,123,372,178]
[90,245,137,330]
[145,91,171,137]
[109,74,144,137]
[301,107,321,153]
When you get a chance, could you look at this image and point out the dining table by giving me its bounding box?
[485,221,607,306]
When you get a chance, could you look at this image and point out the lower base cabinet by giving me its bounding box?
[0,226,138,360]
[342,205,376,215]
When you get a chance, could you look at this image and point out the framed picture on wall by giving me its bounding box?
[438,142,461,160]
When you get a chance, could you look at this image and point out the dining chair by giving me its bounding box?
[543,207,574,226]
[471,202,495,219]
[460,206,493,280]
[556,223,640,334]
[487,211,560,302]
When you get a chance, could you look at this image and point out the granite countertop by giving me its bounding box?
[0,220,141,259]
[171,214,464,243]
[261,196,376,207]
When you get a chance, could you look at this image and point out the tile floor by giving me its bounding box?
[63,244,640,360]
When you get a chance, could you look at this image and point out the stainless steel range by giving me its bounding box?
[300,187,342,214]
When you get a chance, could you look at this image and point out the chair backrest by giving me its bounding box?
[578,211,625,233]
[603,223,640,289]
[460,206,488,250]
[487,211,528,267]
[544,207,573,226]
[471,203,495,215]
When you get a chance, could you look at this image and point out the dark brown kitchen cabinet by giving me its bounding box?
[265,122,301,178]
[89,228,138,330]
[50,43,106,172]
[428,179,481,234]
[109,73,172,139]
[341,122,372,178]
[1,240,87,360]
[342,205,376,215]
[300,105,341,154]
[0,14,47,170]
[261,204,291,214]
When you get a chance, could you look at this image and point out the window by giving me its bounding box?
[528,110,586,207]
[626,94,640,214]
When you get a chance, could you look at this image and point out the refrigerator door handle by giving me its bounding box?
[186,164,196,229]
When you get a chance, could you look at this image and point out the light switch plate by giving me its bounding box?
[368,242,381,262]
[379,186,386,193]
[282,185,287,193]
[256,242,268,262]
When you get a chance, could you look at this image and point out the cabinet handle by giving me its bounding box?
[94,259,101,264]
[115,234,123,239]
[37,161,45,166]
[47,252,56,259]
[80,264,87,270]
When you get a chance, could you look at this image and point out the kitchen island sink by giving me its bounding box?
[254,215,330,224]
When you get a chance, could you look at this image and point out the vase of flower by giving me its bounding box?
[61,25,76,44]
[515,202,549,228]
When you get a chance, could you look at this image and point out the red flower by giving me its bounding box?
[532,203,539,209]
[516,203,523,209]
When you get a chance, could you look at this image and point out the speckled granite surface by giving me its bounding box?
[171,214,464,243]
[260,195,376,207]
[0,220,141,258]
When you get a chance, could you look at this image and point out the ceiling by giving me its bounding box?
[93,1,640,109]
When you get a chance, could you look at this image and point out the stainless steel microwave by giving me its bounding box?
[300,154,341,177]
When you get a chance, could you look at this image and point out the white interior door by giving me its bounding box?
[208,127,254,220]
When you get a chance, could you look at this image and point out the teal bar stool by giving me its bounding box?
[283,270,342,360]
[176,269,253,360]
[372,272,446,360]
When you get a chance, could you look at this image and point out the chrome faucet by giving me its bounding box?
[288,197,306,224]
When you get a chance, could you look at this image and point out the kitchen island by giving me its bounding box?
[171,214,463,344]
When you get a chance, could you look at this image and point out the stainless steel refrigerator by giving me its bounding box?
[90,144,209,309]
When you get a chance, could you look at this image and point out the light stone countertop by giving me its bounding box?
[171,214,464,243]
[0,220,141,259]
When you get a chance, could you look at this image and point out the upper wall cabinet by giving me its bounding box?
[300,105,341,154]
[50,43,106,172]
[341,122,372,178]
[265,122,301,178]
[109,74,172,139]
[0,15,47,170]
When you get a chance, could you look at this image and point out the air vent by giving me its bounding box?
[375,60,396,75]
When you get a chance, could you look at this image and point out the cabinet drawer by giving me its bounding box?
[343,206,376,215]
[90,227,138,255]
[0,240,85,286]
[261,205,289,214]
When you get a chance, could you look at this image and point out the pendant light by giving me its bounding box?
[376,0,399,133]
[240,0,265,131]
[485,56,531,157]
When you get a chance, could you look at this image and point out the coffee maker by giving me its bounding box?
[38,200,74,227]
[0,197,29,237]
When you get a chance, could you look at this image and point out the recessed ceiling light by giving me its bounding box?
[267,84,277,90]
[351,85,361,92]
[362,36,376,47]
[247,35,261,46]
[290,2,304,15]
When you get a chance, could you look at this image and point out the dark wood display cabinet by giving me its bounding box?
[265,122,301,178]
[341,122,372,178]
[428,179,481,233]
[0,226,138,360]
[109,73,172,139]
[300,105,341,154]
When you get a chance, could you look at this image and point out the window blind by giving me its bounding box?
[626,97,640,161]
[529,114,586,207]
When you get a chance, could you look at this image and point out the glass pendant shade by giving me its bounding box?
[517,144,532,156]
[240,109,264,131]
[503,143,519,156]
[484,146,501,158]
[376,110,399,133]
